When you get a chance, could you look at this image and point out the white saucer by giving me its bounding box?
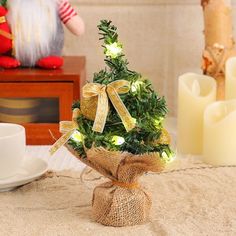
[0,157,48,192]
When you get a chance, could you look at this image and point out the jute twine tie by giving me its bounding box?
[112,181,140,190]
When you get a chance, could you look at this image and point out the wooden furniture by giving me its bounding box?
[0,56,86,145]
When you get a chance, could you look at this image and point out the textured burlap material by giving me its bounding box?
[65,145,165,226]
[92,182,152,227]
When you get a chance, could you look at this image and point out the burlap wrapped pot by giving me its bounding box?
[65,144,166,227]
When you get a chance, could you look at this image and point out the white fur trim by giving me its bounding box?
[7,0,59,66]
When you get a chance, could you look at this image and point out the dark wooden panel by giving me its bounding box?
[0,56,86,145]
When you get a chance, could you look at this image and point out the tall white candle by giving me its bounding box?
[177,73,216,154]
[226,57,236,99]
[203,100,236,165]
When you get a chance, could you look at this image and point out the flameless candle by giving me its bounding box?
[203,100,236,165]
[177,73,216,154]
[226,57,236,99]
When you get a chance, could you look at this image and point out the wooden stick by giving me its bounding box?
[201,0,236,100]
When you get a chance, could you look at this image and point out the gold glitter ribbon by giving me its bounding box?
[0,16,6,23]
[83,80,136,133]
[49,108,80,155]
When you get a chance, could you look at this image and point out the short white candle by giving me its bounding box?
[203,100,236,165]
[226,57,236,99]
[177,73,216,154]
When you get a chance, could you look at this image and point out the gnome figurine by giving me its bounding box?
[0,0,84,69]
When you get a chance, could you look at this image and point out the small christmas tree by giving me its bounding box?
[51,20,174,227]
[69,20,173,161]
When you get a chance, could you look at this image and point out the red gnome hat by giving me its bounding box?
[0,6,12,54]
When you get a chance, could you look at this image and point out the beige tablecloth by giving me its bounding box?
[0,158,236,236]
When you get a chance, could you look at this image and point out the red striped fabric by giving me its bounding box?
[58,0,77,24]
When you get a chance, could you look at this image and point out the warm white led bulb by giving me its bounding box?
[131,81,144,92]
[161,151,175,163]
[71,130,83,142]
[112,136,125,145]
[154,117,164,127]
[105,42,122,58]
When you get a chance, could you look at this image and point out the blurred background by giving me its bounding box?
[64,0,206,116]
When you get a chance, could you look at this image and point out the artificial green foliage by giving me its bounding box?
[69,20,173,160]
[0,0,7,7]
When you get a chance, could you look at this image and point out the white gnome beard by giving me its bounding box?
[7,0,59,66]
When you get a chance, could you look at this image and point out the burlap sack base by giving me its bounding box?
[92,181,152,227]
[0,158,236,236]
[65,145,165,227]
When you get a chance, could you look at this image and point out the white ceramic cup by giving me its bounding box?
[0,123,26,179]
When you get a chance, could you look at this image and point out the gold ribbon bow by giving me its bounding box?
[49,80,136,155]
[49,108,80,155]
[83,80,136,133]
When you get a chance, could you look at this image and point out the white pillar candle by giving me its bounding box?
[226,57,236,99]
[203,100,236,165]
[177,73,216,154]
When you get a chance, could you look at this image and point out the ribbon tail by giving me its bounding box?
[59,121,77,134]
[49,129,75,155]
[49,109,80,156]
[107,86,136,132]
[92,91,109,133]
